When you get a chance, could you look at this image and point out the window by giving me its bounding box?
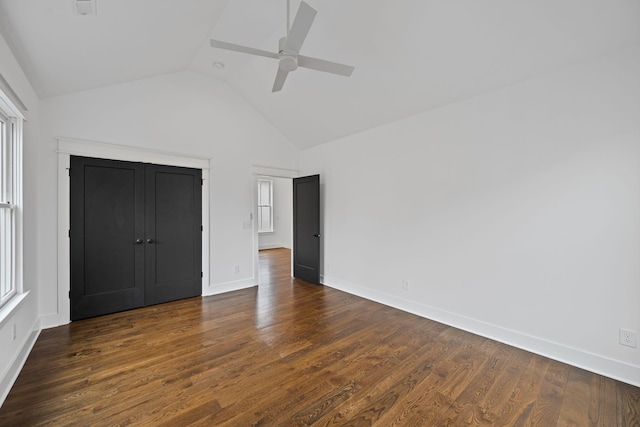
[257,179,273,233]
[0,90,22,309]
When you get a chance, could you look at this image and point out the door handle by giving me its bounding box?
[314,234,321,238]
[135,239,143,244]
[147,238,154,244]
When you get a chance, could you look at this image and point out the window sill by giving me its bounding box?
[258,231,275,235]
[0,291,30,327]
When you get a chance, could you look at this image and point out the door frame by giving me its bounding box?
[251,165,299,283]
[54,137,210,326]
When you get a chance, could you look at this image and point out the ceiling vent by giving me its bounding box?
[72,0,97,16]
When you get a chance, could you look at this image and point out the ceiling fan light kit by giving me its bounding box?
[278,38,298,72]
[210,0,354,92]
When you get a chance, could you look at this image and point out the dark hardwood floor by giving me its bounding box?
[1,248,638,426]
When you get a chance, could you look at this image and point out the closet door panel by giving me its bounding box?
[70,156,145,321]
[145,164,202,306]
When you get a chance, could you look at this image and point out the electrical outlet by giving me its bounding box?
[234,265,240,274]
[402,280,409,291]
[619,328,637,348]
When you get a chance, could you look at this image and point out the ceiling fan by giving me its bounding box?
[210,0,354,92]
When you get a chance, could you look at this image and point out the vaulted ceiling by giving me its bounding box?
[1,0,639,149]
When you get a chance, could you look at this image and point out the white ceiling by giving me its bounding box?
[1,0,639,149]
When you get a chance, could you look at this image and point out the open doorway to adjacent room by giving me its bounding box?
[256,175,293,286]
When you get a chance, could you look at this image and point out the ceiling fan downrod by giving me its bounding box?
[286,0,290,36]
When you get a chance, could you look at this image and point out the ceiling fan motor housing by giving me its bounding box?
[278,37,298,71]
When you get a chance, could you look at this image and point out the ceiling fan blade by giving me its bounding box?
[297,55,355,77]
[210,39,278,59]
[284,1,317,55]
[272,68,289,92]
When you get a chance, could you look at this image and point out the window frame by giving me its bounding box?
[257,178,274,234]
[0,88,23,310]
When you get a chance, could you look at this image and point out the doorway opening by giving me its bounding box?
[256,175,293,286]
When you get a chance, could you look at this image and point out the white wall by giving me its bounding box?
[0,32,42,402]
[300,45,640,386]
[258,176,293,250]
[39,71,299,315]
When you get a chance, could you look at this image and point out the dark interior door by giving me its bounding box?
[70,156,202,320]
[70,157,145,321]
[145,164,202,305]
[293,174,321,284]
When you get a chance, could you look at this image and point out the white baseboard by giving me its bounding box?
[40,312,68,329]
[203,278,257,297]
[0,318,41,407]
[322,275,640,388]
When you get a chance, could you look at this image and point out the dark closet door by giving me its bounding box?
[293,174,321,284]
[70,157,202,321]
[144,164,202,305]
[70,157,145,321]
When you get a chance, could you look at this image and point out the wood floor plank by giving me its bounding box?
[589,375,618,427]
[492,354,551,425]
[526,358,572,425]
[0,248,638,426]
[427,341,517,425]
[557,367,595,426]
[618,381,640,426]
[477,347,533,422]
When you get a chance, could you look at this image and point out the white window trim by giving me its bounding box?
[257,178,274,234]
[0,86,24,313]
